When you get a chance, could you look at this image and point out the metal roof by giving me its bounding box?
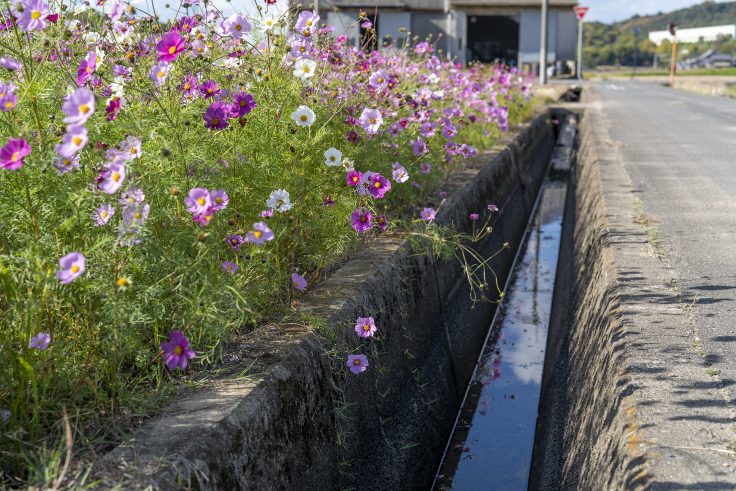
[320,0,578,9]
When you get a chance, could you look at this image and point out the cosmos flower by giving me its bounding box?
[203,102,229,130]
[346,170,362,187]
[358,108,382,135]
[245,222,274,245]
[411,138,428,156]
[421,207,436,222]
[93,203,115,226]
[18,0,50,32]
[293,58,316,80]
[0,81,17,111]
[76,51,97,86]
[97,162,126,194]
[291,272,307,291]
[375,214,388,231]
[346,354,369,374]
[291,105,315,127]
[210,189,229,211]
[156,31,186,62]
[230,91,256,117]
[266,189,292,212]
[62,87,96,125]
[161,330,196,370]
[367,173,391,199]
[324,147,342,167]
[223,13,251,39]
[222,261,239,274]
[55,124,88,159]
[0,137,30,170]
[53,154,80,174]
[420,162,432,174]
[106,97,121,121]
[199,79,221,99]
[469,213,480,221]
[368,70,388,90]
[488,204,499,213]
[295,10,319,36]
[225,234,244,250]
[0,57,21,71]
[149,61,170,87]
[185,188,211,215]
[122,203,150,225]
[29,332,51,350]
[120,136,142,160]
[350,208,372,233]
[119,187,145,206]
[391,163,409,183]
[354,316,376,338]
[56,252,85,284]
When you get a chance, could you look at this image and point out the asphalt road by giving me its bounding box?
[591,80,736,486]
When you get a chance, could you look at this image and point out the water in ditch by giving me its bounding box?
[432,178,568,491]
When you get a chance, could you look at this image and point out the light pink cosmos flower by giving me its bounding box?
[291,272,307,291]
[222,13,251,39]
[354,317,377,338]
[97,162,126,194]
[55,124,88,159]
[185,188,211,215]
[358,108,382,135]
[149,61,170,87]
[76,51,97,86]
[62,87,95,125]
[0,138,30,170]
[346,354,369,374]
[56,252,85,284]
[18,0,49,32]
[29,332,51,350]
[421,207,436,222]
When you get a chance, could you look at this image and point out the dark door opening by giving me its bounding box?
[467,15,519,65]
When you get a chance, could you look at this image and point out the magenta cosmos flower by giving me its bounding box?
[230,91,257,117]
[421,207,436,222]
[62,87,95,125]
[156,31,186,62]
[203,102,229,130]
[161,330,196,370]
[199,80,221,100]
[359,108,382,135]
[29,332,51,350]
[368,173,391,199]
[76,51,97,86]
[346,170,362,187]
[346,354,369,374]
[350,208,372,233]
[0,137,30,170]
[0,81,17,111]
[291,272,307,291]
[245,222,274,245]
[56,252,85,284]
[354,316,377,338]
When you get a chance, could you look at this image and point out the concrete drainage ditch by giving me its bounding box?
[96,102,583,490]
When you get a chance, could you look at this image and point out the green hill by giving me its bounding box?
[584,1,736,67]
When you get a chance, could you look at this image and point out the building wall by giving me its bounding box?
[649,24,736,45]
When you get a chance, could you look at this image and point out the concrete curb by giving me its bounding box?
[559,90,736,489]
[96,112,556,490]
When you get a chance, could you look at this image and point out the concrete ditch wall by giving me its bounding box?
[97,112,556,490]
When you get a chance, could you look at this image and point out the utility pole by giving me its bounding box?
[668,23,677,85]
[633,26,640,77]
[539,0,549,83]
[445,0,452,60]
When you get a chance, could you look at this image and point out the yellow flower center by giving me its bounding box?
[360,216,367,222]
[157,71,165,78]
[211,118,220,126]
[363,324,370,331]
[306,20,312,27]
[174,346,183,355]
[353,359,361,366]
[134,212,141,219]
[215,197,223,203]
[31,10,40,20]
[11,151,19,162]
[276,199,284,207]
[168,45,176,55]
[254,230,262,238]
[184,83,191,90]
[4,101,13,108]
[300,115,307,122]
[101,211,108,218]
[374,181,381,188]
[117,277,130,287]
[72,136,83,146]
[71,265,80,273]
[63,159,71,166]
[79,103,90,114]
[370,117,376,124]
[235,24,242,31]
[377,77,383,83]
[112,172,121,182]
[197,197,205,206]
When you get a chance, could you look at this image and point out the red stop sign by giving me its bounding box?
[574,6,589,20]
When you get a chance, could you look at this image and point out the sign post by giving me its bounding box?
[574,6,589,80]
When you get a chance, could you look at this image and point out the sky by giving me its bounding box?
[584,0,732,24]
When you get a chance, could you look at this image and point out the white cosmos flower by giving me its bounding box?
[291,105,315,127]
[324,147,342,167]
[260,14,277,31]
[341,159,355,172]
[266,189,292,213]
[293,58,316,80]
[84,31,100,43]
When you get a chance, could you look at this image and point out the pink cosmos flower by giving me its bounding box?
[368,173,391,199]
[199,80,221,100]
[106,97,121,121]
[156,31,186,62]
[350,208,372,233]
[346,170,362,187]
[161,330,196,370]
[420,162,432,174]
[18,0,49,32]
[55,124,88,159]
[225,234,244,250]
[0,137,30,170]
[210,189,229,211]
[76,51,97,86]
[411,138,428,156]
[184,188,211,215]
[223,13,251,39]
[149,61,170,87]
[391,163,409,183]
[29,332,51,350]
[421,207,436,222]
[56,252,85,284]
[230,92,257,117]
[0,81,17,111]
[245,222,274,245]
[376,214,388,231]
[53,154,80,174]
[97,162,126,194]
[354,316,377,338]
[62,87,95,125]
[488,204,499,213]
[346,354,369,374]
[292,272,307,291]
[358,108,382,135]
[469,213,480,221]
[203,102,229,130]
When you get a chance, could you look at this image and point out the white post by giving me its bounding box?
[576,18,583,79]
[540,0,549,83]
[445,0,452,60]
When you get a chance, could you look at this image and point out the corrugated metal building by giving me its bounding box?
[308,0,578,69]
